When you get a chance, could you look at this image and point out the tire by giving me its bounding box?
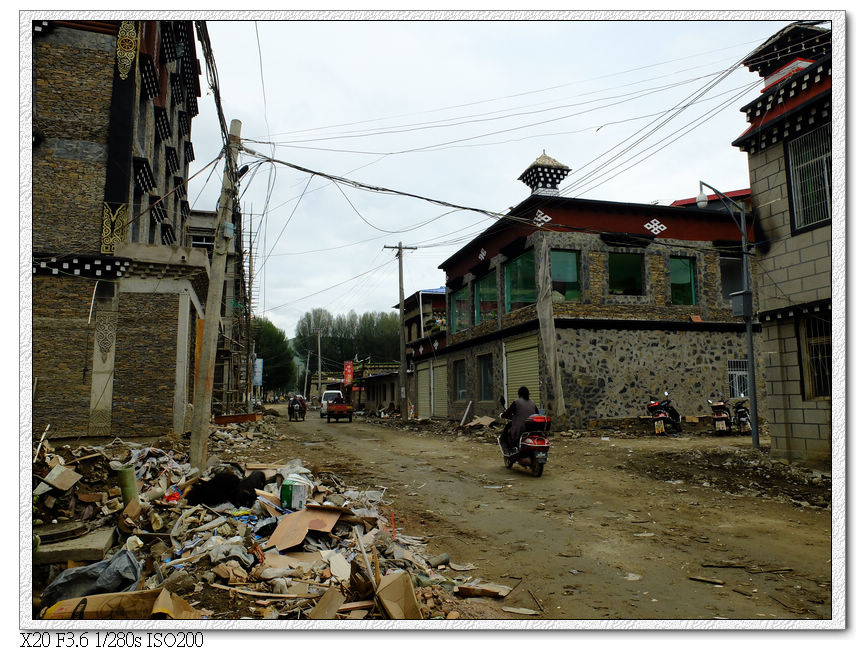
[504,457,514,469]
[327,415,331,423]
[531,458,544,477]
[348,414,353,422]
[320,412,324,419]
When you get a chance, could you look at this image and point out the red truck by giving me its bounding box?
[325,392,354,423]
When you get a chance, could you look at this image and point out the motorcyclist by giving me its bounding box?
[501,386,539,453]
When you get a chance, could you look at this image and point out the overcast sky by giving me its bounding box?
[184,14,813,349]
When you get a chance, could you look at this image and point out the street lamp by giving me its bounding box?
[696,181,760,450]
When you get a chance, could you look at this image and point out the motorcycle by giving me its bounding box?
[498,397,551,477]
[707,397,732,433]
[646,391,682,435]
[731,397,752,434]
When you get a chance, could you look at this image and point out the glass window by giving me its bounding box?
[479,354,494,401]
[788,123,831,229]
[670,256,696,305]
[609,252,643,295]
[551,250,581,302]
[475,271,497,324]
[453,360,467,401]
[450,286,470,333]
[505,250,536,312]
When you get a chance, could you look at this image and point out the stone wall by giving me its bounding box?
[112,292,179,437]
[762,317,831,465]
[31,276,98,438]
[32,28,115,255]
[749,140,832,311]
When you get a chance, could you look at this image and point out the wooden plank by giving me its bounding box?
[454,583,513,598]
[209,583,321,600]
[308,587,346,620]
[337,600,376,612]
[688,576,726,585]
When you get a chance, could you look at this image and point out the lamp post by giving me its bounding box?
[696,181,760,450]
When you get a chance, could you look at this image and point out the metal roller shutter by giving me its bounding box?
[417,362,431,418]
[505,335,540,404]
[432,360,447,417]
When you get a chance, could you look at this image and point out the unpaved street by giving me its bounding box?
[229,407,832,621]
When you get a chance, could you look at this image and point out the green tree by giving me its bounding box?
[253,317,296,392]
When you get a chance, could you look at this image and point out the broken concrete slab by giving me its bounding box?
[33,527,116,565]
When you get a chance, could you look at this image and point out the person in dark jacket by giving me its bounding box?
[502,386,539,452]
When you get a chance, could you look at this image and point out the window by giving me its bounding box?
[505,250,536,312]
[479,354,494,401]
[609,252,643,295]
[727,359,749,398]
[453,360,467,401]
[788,123,831,230]
[800,314,831,399]
[720,256,744,300]
[551,250,581,301]
[670,256,696,305]
[450,286,470,333]
[475,271,498,324]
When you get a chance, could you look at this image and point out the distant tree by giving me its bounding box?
[253,317,296,392]
[294,308,400,368]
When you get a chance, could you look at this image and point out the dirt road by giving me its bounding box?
[231,407,832,621]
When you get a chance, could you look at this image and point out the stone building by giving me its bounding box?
[30,20,226,439]
[731,22,833,463]
[425,152,764,429]
[397,287,448,418]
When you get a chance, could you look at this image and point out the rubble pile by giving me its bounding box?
[625,447,831,508]
[31,428,500,621]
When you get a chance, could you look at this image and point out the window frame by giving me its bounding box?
[797,312,831,400]
[608,251,644,296]
[449,285,470,334]
[550,249,581,302]
[453,359,467,401]
[478,354,494,402]
[670,255,697,305]
[785,122,831,235]
[504,249,536,313]
[474,270,498,325]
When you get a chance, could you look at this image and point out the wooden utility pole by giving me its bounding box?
[316,327,322,402]
[189,119,242,469]
[302,349,311,398]
[384,242,417,421]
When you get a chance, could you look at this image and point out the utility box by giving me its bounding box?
[730,290,753,318]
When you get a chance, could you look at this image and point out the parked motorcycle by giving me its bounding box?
[731,397,752,434]
[498,397,551,477]
[646,392,682,435]
[707,397,732,433]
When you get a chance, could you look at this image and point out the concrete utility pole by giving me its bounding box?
[189,119,242,469]
[384,242,417,421]
[302,349,311,398]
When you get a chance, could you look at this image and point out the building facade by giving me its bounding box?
[421,153,764,429]
[397,288,448,418]
[732,22,833,464]
[31,20,225,439]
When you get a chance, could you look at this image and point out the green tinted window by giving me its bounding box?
[505,251,536,312]
[450,286,470,333]
[609,252,643,295]
[670,256,696,305]
[475,271,497,324]
[479,354,494,401]
[551,250,581,301]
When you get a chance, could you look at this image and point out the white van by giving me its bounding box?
[319,390,344,418]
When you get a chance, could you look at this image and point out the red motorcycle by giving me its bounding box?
[498,401,551,477]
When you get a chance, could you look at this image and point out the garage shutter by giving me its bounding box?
[505,335,540,404]
[417,362,431,418]
[432,360,448,417]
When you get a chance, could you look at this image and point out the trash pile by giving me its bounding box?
[31,426,509,621]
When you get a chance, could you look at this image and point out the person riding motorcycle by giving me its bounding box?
[501,386,539,453]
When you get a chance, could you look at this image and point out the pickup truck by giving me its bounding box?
[326,399,353,423]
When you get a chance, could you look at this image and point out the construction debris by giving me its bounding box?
[31,416,507,620]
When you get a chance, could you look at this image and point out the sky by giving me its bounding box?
[185,15,818,346]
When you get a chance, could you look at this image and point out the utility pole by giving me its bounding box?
[189,119,242,469]
[302,349,311,398]
[316,327,322,402]
[384,242,417,421]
